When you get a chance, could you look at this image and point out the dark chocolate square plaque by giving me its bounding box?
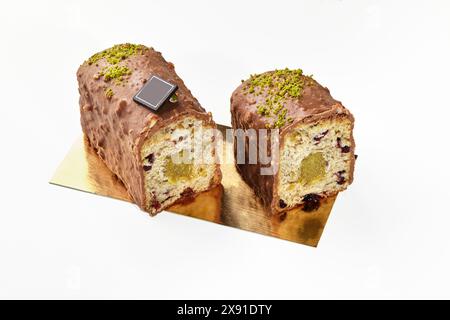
[133,75,178,111]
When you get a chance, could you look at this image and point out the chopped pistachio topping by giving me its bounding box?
[104,88,114,99]
[87,43,145,66]
[88,43,146,99]
[244,68,314,128]
[169,93,178,103]
[100,65,132,83]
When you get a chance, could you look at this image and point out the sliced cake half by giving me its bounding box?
[231,68,355,214]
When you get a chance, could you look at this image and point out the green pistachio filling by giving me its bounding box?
[165,151,195,184]
[243,68,314,128]
[299,152,326,185]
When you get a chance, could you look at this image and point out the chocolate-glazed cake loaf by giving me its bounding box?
[77,44,221,215]
[231,69,355,214]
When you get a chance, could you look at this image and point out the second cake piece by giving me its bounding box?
[231,69,355,214]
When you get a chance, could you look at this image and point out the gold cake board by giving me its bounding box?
[50,124,337,247]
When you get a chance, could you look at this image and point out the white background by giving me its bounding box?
[1,0,449,299]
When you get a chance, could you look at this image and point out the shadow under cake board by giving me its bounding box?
[50,124,337,247]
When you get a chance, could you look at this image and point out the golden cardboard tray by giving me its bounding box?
[50,124,337,247]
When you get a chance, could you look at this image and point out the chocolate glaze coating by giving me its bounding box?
[77,45,221,213]
[231,72,355,214]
